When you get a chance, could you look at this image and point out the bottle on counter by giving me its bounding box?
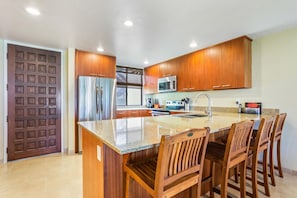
[238,104,242,113]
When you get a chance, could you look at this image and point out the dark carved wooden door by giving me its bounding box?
[7,44,61,161]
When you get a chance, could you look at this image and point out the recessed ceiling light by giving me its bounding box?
[144,60,149,65]
[97,47,104,52]
[25,7,40,16]
[124,20,133,27]
[189,41,197,48]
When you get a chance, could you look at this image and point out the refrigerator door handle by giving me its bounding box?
[100,87,103,114]
[96,86,99,114]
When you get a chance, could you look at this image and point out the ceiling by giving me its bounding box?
[1,0,297,68]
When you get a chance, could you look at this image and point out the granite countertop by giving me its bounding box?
[78,112,268,155]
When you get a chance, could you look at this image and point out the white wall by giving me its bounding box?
[153,27,297,171]
[0,40,4,162]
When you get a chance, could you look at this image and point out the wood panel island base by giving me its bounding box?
[79,113,270,198]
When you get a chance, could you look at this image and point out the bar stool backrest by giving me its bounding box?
[224,120,254,168]
[155,128,210,197]
[255,117,275,152]
[272,113,287,142]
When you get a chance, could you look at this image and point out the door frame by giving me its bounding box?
[2,40,65,163]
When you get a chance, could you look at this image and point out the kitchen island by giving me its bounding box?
[79,112,269,198]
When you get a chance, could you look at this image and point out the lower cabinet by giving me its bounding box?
[116,109,152,118]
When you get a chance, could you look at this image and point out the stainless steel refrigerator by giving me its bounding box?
[78,76,116,152]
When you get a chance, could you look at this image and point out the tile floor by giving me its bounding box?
[0,153,82,198]
[0,153,297,198]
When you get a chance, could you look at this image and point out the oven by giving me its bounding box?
[151,109,171,116]
[151,100,185,116]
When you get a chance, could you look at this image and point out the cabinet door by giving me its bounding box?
[127,110,140,117]
[178,55,191,91]
[220,41,236,89]
[204,36,251,90]
[75,50,116,78]
[159,60,177,78]
[144,65,159,94]
[234,37,251,88]
[190,50,206,90]
[101,56,116,78]
[204,45,222,90]
[140,110,152,117]
[116,110,128,118]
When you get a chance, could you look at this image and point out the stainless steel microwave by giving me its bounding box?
[158,76,177,93]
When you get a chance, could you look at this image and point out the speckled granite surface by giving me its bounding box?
[78,112,274,155]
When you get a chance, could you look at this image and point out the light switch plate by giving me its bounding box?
[97,145,101,161]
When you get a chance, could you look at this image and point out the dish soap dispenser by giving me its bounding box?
[238,103,242,113]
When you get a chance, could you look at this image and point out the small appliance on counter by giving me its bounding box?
[181,97,190,112]
[242,102,262,114]
[146,98,153,108]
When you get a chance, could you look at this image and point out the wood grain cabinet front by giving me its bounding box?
[144,65,159,94]
[75,49,116,78]
[116,109,152,118]
[143,36,252,93]
[205,36,252,90]
[116,110,128,118]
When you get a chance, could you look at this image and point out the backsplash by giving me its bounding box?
[145,89,270,110]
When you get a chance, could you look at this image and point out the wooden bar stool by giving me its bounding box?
[269,113,287,186]
[204,120,254,198]
[124,128,209,198]
[230,117,275,198]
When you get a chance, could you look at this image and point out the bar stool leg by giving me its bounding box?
[263,149,270,196]
[277,139,284,178]
[239,161,247,198]
[125,174,130,198]
[252,153,259,198]
[221,166,229,198]
[209,161,214,198]
[269,142,276,186]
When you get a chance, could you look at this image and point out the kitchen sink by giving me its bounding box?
[173,113,209,118]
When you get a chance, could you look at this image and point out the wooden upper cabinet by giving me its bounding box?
[178,50,206,91]
[158,60,177,77]
[205,36,252,90]
[143,36,252,93]
[75,49,116,78]
[144,65,159,94]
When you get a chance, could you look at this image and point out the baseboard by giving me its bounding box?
[283,167,297,176]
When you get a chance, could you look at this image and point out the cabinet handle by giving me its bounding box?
[90,73,97,76]
[183,88,189,91]
[163,74,172,77]
[212,85,221,88]
[189,88,195,90]
[222,84,231,87]
[118,112,124,114]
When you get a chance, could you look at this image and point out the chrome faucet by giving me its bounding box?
[193,93,212,117]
